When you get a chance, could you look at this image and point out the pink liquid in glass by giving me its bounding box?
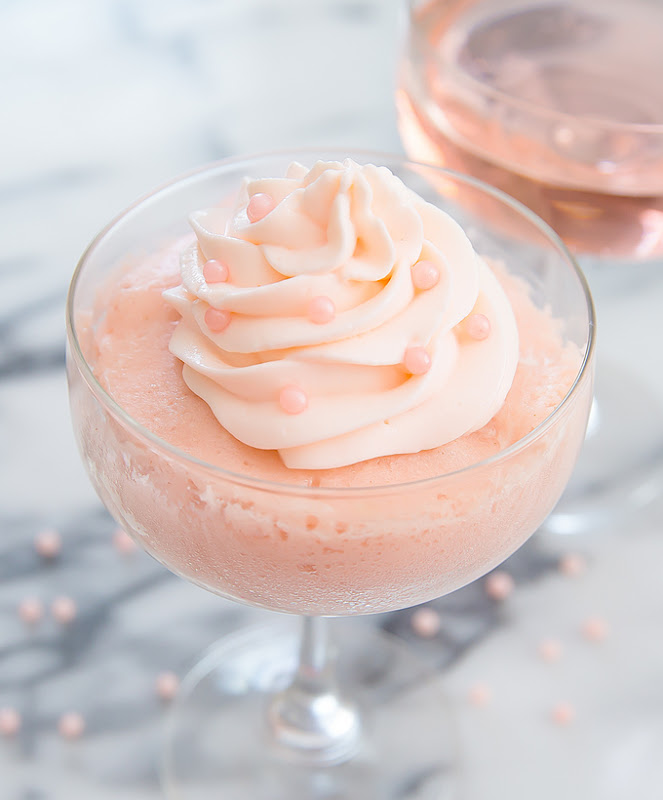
[398,0,663,259]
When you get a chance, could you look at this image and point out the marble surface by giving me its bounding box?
[1,1,663,798]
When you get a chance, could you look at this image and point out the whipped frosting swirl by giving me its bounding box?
[164,159,519,469]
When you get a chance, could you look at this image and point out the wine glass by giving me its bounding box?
[66,151,595,799]
[397,0,663,533]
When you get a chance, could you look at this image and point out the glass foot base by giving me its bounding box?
[162,621,459,800]
[545,360,663,535]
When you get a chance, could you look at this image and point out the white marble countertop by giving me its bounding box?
[1,1,662,798]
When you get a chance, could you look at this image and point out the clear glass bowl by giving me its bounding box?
[66,151,595,798]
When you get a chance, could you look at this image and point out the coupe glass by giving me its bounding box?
[398,0,663,532]
[66,152,595,799]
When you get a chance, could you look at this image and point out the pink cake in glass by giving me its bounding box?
[73,159,592,614]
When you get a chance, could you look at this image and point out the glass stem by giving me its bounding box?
[296,615,332,692]
[267,616,360,765]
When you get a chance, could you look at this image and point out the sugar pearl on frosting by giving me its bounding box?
[308,296,336,324]
[247,193,276,223]
[204,308,231,333]
[411,259,440,290]
[466,313,491,340]
[279,385,308,415]
[203,259,229,284]
[404,346,431,375]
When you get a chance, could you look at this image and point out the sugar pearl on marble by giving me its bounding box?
[204,308,231,333]
[559,553,586,577]
[308,296,336,324]
[156,672,180,702]
[466,313,491,340]
[551,702,575,726]
[203,259,229,284]
[411,260,440,290]
[411,606,441,638]
[484,570,515,601]
[247,193,276,223]
[51,596,77,625]
[279,385,308,415]
[58,712,85,740]
[18,597,44,626]
[538,638,563,662]
[404,346,431,375]
[582,616,609,642]
[34,528,62,559]
[113,527,137,555]
[0,708,21,737]
[468,683,492,707]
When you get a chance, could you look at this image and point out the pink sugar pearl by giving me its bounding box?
[308,296,336,324]
[551,702,575,726]
[484,570,515,601]
[466,313,491,340]
[279,385,308,415]
[538,638,563,662]
[18,597,44,626]
[203,259,229,284]
[113,527,137,555]
[204,308,231,333]
[0,708,21,737]
[58,712,85,740]
[411,260,440,290]
[156,671,180,701]
[51,596,77,625]
[559,553,586,577]
[468,683,492,707]
[411,606,441,638]
[247,193,276,223]
[404,346,431,375]
[582,616,609,642]
[34,528,62,559]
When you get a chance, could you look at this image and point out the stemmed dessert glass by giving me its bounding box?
[66,151,595,799]
[397,0,663,533]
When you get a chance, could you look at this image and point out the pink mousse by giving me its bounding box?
[74,242,590,615]
[86,244,581,487]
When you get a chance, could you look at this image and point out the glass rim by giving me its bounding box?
[409,0,663,136]
[65,148,596,497]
